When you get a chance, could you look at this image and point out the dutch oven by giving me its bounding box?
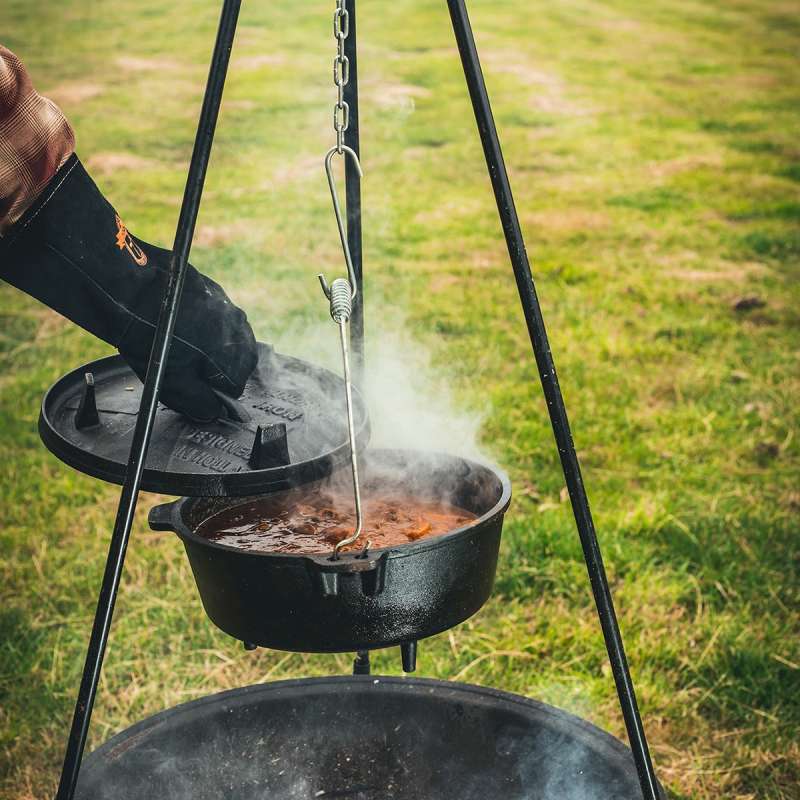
[148,449,511,653]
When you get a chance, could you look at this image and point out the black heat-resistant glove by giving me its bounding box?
[0,153,258,422]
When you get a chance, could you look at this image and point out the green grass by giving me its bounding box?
[1,0,799,797]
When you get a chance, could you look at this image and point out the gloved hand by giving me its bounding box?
[0,154,258,422]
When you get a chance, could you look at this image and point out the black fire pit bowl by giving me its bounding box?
[76,676,662,800]
[148,449,511,653]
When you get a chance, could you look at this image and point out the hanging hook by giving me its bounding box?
[318,145,363,302]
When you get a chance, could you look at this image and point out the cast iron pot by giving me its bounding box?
[75,676,664,799]
[148,449,511,653]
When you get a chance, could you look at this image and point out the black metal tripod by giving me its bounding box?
[53,2,660,798]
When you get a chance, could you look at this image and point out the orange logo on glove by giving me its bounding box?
[115,214,148,266]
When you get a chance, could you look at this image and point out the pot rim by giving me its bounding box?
[155,448,512,562]
[80,675,644,788]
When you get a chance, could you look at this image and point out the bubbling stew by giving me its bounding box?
[195,491,477,554]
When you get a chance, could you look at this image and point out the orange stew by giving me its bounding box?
[195,492,477,554]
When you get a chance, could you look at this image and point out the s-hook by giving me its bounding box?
[318,145,362,303]
[319,0,367,561]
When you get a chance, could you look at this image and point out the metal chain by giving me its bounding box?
[319,0,362,301]
[333,0,350,153]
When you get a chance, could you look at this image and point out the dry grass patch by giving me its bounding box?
[46,82,104,106]
[654,249,771,283]
[481,49,592,117]
[232,53,287,70]
[115,55,182,73]
[363,80,432,112]
[192,220,253,248]
[648,153,725,178]
[525,208,610,234]
[429,273,460,293]
[270,154,322,185]
[85,152,161,176]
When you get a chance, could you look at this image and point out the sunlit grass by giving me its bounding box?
[1,0,798,798]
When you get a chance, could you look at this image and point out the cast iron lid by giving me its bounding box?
[38,342,369,497]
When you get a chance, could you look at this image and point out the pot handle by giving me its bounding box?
[306,551,389,598]
[148,501,179,532]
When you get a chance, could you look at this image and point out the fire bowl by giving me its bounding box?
[76,677,661,800]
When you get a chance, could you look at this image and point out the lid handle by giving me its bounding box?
[148,501,179,532]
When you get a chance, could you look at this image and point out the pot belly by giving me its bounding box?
[184,517,502,652]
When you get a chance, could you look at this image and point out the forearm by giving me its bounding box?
[0,152,257,420]
[0,45,257,421]
[0,43,75,235]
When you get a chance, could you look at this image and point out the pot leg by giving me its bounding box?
[353,650,371,675]
[401,641,417,673]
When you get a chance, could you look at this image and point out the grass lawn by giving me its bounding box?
[1,0,798,797]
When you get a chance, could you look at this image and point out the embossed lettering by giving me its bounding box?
[250,401,304,422]
[173,445,233,473]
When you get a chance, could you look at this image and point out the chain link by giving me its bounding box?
[332,0,350,152]
[318,0,362,305]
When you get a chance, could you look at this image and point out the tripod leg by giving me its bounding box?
[445,2,661,798]
[53,3,241,797]
[344,0,365,386]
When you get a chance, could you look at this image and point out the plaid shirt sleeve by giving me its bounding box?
[0,44,75,235]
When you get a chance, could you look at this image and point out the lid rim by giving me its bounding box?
[38,347,370,497]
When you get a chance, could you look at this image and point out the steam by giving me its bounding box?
[360,327,486,462]
[270,312,488,463]
[253,309,496,518]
